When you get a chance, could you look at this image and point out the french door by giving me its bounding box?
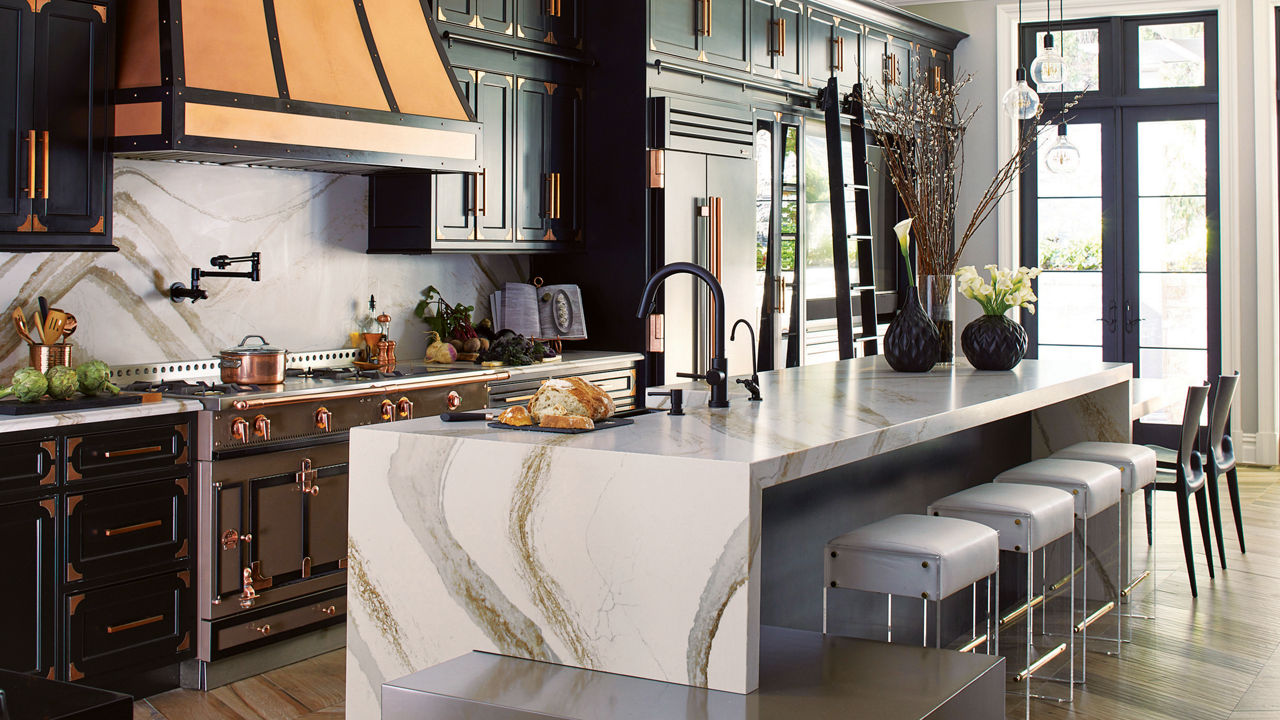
[1021,12,1220,442]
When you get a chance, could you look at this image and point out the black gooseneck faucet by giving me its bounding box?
[636,262,730,409]
[730,319,761,401]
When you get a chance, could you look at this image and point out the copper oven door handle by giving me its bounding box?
[106,614,164,634]
[40,130,49,200]
[104,519,163,537]
[24,130,35,200]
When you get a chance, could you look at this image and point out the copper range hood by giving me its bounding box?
[112,0,482,174]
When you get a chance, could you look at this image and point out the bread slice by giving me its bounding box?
[528,377,615,422]
[496,406,533,427]
[539,414,595,430]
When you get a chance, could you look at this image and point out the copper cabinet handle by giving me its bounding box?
[705,0,712,37]
[104,519,162,537]
[478,169,487,217]
[24,130,35,200]
[320,604,338,616]
[40,130,49,200]
[775,276,786,314]
[553,172,562,220]
[835,36,844,72]
[103,445,163,459]
[106,614,163,634]
[499,393,536,403]
[777,17,786,57]
[711,197,722,280]
[255,623,271,635]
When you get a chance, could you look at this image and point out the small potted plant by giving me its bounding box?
[956,265,1041,370]
[882,219,940,373]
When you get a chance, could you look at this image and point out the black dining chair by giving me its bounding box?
[1145,385,1214,597]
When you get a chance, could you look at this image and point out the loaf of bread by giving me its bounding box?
[496,406,533,427]
[539,414,595,430]
[527,377,615,422]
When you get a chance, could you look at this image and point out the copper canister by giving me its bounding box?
[30,344,72,373]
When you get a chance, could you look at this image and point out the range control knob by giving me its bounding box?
[397,397,414,419]
[253,415,271,440]
[447,391,462,411]
[380,399,395,422]
[231,417,250,443]
[315,407,333,431]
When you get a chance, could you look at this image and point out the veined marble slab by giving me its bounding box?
[0,398,203,434]
[348,357,1133,718]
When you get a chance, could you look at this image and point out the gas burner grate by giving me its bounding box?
[125,380,264,396]
[285,366,409,381]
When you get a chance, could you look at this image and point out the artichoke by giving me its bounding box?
[0,367,49,403]
[46,365,78,400]
[76,360,120,396]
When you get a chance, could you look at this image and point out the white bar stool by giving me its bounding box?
[1052,442,1159,619]
[929,483,1076,708]
[995,458,1123,683]
[823,514,999,653]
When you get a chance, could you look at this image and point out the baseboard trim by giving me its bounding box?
[1241,432,1279,466]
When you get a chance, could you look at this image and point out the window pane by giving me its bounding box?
[1138,22,1205,88]
[1038,199,1102,270]
[1137,120,1206,196]
[1038,344,1104,366]
[1035,29,1100,92]
[1138,197,1207,272]
[783,127,799,185]
[1139,272,1207,349]
[1036,123,1102,197]
[1140,347,1206,385]
[1036,271,1102,346]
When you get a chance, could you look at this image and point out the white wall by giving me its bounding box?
[902,0,1278,463]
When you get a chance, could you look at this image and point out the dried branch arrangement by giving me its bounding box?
[857,70,1077,276]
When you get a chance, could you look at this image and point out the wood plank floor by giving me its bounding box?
[135,467,1280,719]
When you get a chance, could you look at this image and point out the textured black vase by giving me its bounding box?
[961,314,1028,371]
[883,287,940,372]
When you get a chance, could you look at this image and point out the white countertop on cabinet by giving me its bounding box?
[0,398,205,434]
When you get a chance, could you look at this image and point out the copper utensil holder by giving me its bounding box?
[30,344,72,373]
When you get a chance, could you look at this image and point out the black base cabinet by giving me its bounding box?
[0,0,114,252]
[0,414,195,700]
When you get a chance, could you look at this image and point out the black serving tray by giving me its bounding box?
[488,417,635,434]
[0,393,143,415]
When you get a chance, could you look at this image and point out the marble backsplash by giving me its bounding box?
[0,160,527,377]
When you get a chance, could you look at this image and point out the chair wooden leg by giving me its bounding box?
[1152,481,1162,543]
[1194,487,1215,579]
[1176,490,1198,598]
[1206,466,1227,569]
[1227,467,1246,554]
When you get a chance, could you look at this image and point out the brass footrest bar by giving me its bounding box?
[957,633,989,653]
[1000,594,1045,629]
[1120,570,1151,597]
[1074,601,1116,633]
[1015,642,1067,682]
[1050,566,1082,593]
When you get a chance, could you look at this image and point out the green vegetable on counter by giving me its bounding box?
[46,365,78,400]
[0,367,49,403]
[76,360,120,396]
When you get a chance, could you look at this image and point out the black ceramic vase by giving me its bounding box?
[961,314,1028,371]
[883,287,940,372]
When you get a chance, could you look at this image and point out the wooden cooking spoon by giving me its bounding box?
[11,307,34,345]
[61,313,76,340]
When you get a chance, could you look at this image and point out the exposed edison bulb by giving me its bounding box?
[1002,68,1041,120]
[1045,123,1081,174]
[1029,34,1065,89]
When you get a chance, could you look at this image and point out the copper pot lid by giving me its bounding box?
[221,335,286,355]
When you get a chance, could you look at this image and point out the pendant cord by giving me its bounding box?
[1018,0,1023,70]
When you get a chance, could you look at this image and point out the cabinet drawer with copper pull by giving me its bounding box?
[64,571,193,683]
[65,477,190,584]
[67,422,189,481]
[488,367,638,411]
[0,437,56,497]
[214,592,346,655]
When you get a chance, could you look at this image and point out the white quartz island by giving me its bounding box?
[345,357,1133,717]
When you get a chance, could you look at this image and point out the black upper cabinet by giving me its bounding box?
[0,497,56,678]
[515,78,580,246]
[649,0,748,71]
[0,0,112,252]
[436,0,512,34]
[750,0,801,84]
[806,7,859,91]
[516,0,579,47]
[0,1,34,235]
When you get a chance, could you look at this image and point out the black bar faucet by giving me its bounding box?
[636,262,729,409]
[731,319,761,401]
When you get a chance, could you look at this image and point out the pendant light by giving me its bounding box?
[1003,0,1042,119]
[1028,0,1064,89]
[1045,123,1081,174]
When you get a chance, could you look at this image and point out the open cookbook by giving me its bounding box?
[490,282,587,341]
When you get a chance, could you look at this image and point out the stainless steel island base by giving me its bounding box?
[382,626,1004,720]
